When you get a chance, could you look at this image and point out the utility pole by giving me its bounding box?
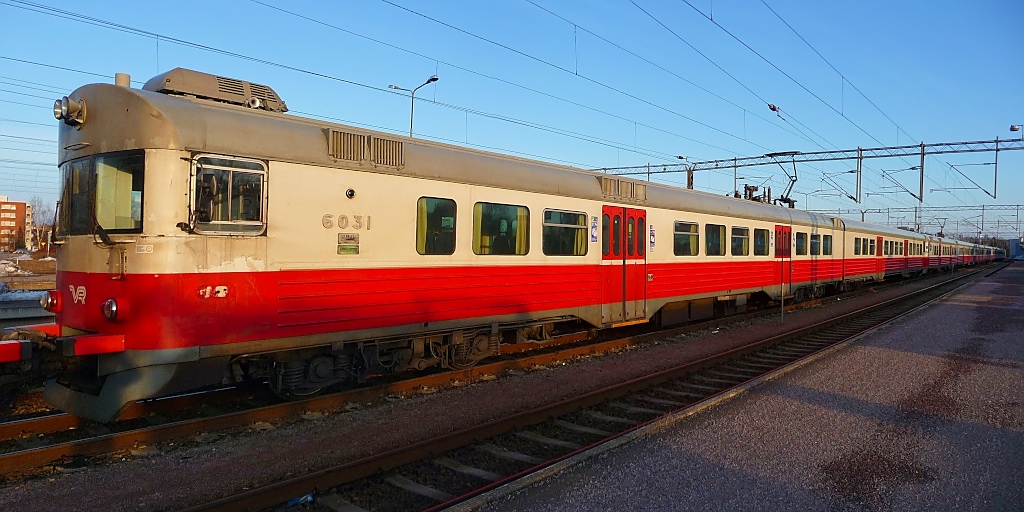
[918,142,926,202]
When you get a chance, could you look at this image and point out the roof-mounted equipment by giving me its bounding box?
[142,68,288,113]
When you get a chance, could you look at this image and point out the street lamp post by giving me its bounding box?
[1011,124,1023,141]
[390,75,439,138]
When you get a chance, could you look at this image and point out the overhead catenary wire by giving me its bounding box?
[758,0,981,208]
[0,1,707,166]
[0,1,898,203]
[0,2,998,225]
[251,0,741,156]
[622,0,923,210]
[374,0,770,152]
[520,0,819,148]
[674,0,973,209]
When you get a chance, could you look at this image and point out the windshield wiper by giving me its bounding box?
[94,222,114,246]
[90,203,114,246]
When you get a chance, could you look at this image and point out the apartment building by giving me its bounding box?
[0,196,26,252]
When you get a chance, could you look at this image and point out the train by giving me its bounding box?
[0,68,1003,422]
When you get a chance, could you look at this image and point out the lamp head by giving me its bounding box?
[427,75,439,83]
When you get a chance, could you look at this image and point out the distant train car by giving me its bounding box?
[0,69,1001,422]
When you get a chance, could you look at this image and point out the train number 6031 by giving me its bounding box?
[322,214,371,230]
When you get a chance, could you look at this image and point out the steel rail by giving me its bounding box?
[184,263,1004,511]
[0,264,1000,477]
[0,281,849,445]
[0,302,793,474]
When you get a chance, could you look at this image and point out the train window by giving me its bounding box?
[870,239,877,255]
[543,209,587,256]
[823,235,833,255]
[58,150,145,237]
[193,156,266,234]
[673,222,698,256]
[416,197,456,255]
[810,234,821,256]
[627,218,635,256]
[706,224,726,256]
[854,237,861,255]
[602,214,610,256]
[753,228,770,256]
[637,217,645,256]
[613,215,621,256]
[795,232,807,255]
[473,202,529,255]
[731,227,749,256]
[862,238,869,255]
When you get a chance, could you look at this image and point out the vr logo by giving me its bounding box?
[69,285,87,305]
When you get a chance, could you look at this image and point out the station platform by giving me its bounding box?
[484,263,1024,511]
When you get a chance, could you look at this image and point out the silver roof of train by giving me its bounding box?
[56,70,982,245]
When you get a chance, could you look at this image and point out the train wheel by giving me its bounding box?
[269,359,324,400]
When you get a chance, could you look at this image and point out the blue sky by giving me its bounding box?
[1,0,1022,238]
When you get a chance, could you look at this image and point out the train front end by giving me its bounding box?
[1,74,226,422]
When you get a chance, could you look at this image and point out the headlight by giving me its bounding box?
[41,290,62,313]
[101,299,118,321]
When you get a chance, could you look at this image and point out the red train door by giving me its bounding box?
[876,236,884,275]
[904,239,910,270]
[774,225,792,296]
[601,206,647,325]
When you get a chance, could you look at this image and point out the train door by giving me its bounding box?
[600,206,647,325]
[774,225,792,296]
[904,239,910,270]
[876,236,884,275]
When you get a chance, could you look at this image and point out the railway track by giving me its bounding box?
[0,296,819,476]
[0,265,998,481]
[179,262,1009,512]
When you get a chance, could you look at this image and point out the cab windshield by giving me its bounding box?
[58,150,144,237]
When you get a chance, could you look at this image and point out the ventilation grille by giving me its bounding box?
[600,176,646,201]
[142,68,288,112]
[216,77,246,96]
[372,137,404,167]
[328,131,366,161]
[326,129,404,168]
[249,83,278,103]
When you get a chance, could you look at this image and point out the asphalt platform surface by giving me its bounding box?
[483,263,1024,512]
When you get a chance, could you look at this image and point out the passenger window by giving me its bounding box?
[706,224,726,256]
[194,156,266,234]
[731,227,749,256]
[753,228,770,256]
[870,239,876,255]
[613,215,621,256]
[473,202,529,255]
[602,214,610,256]
[861,238,868,255]
[795,232,807,255]
[627,218,635,256]
[810,234,820,256]
[416,197,456,255]
[823,235,833,255]
[637,218,645,256]
[854,237,861,255]
[674,222,698,256]
[543,209,587,256]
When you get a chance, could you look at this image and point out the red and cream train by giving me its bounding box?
[0,69,1002,422]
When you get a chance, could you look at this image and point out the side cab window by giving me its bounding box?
[193,155,267,235]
